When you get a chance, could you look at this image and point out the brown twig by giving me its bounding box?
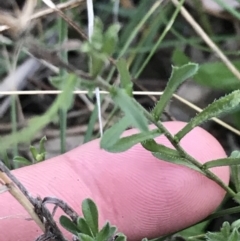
[0,161,45,231]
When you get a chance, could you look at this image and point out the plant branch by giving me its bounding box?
[0,161,45,231]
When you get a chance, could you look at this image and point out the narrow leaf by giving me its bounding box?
[203,157,240,169]
[78,233,95,241]
[101,129,162,153]
[176,90,240,141]
[142,140,203,173]
[152,63,199,120]
[59,215,79,235]
[116,59,133,96]
[100,116,131,150]
[29,146,38,160]
[39,136,47,155]
[112,88,149,132]
[102,23,121,56]
[230,151,240,193]
[77,217,93,236]
[13,156,31,166]
[152,153,202,173]
[82,199,99,236]
[233,192,240,205]
[96,222,116,241]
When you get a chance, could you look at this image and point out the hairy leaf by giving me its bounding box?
[112,88,149,132]
[152,63,199,120]
[60,215,79,235]
[82,199,99,236]
[176,90,240,141]
[101,129,162,153]
[116,59,133,96]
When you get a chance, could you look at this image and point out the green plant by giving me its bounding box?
[2,1,240,241]
[60,198,126,241]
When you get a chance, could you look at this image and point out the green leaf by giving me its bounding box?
[195,61,240,91]
[84,105,98,143]
[230,151,240,193]
[233,192,240,204]
[77,217,93,237]
[102,23,121,56]
[228,228,240,241]
[91,18,104,51]
[203,157,240,169]
[206,222,231,241]
[100,116,131,149]
[82,198,99,236]
[176,90,240,141]
[101,128,162,153]
[60,74,77,111]
[0,73,77,154]
[142,140,203,173]
[116,59,133,96]
[13,156,31,166]
[231,219,240,230]
[115,234,127,241]
[35,153,46,162]
[78,233,95,241]
[96,222,116,241]
[90,52,107,78]
[112,88,149,132]
[59,215,79,235]
[29,146,38,161]
[171,48,190,66]
[39,136,47,156]
[172,48,240,91]
[152,152,202,173]
[152,63,199,120]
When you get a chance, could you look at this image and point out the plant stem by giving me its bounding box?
[58,0,68,154]
[138,103,236,197]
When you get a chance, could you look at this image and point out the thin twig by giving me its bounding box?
[0,0,85,33]
[0,161,45,231]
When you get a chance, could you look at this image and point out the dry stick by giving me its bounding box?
[0,162,45,232]
[0,161,70,241]
[0,0,85,33]
[171,0,240,81]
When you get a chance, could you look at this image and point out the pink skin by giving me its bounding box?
[0,121,229,241]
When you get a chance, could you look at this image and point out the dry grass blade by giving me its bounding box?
[171,0,240,81]
[0,166,44,232]
[0,0,37,36]
[0,0,85,33]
